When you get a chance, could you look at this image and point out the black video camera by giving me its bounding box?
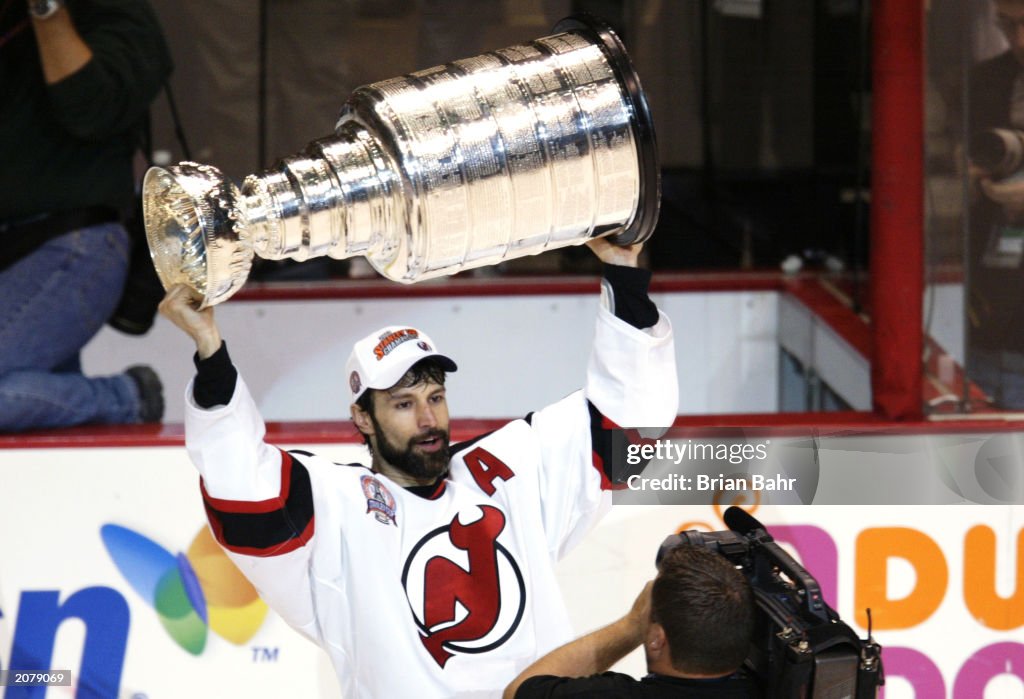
[657,507,883,699]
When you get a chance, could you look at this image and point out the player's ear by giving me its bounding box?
[351,401,375,437]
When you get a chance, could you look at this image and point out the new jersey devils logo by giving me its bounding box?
[402,506,526,667]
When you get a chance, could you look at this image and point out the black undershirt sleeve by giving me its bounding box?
[602,263,659,330]
[192,341,238,408]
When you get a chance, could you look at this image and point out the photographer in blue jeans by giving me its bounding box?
[0,0,171,431]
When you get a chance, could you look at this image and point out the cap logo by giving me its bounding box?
[349,371,362,395]
[418,341,431,352]
[373,328,420,360]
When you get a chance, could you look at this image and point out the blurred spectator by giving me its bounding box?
[0,0,171,431]
[965,0,1024,409]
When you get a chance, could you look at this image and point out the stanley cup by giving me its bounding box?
[143,15,660,307]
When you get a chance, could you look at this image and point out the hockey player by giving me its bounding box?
[159,238,677,698]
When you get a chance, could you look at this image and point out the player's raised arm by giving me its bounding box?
[517,241,677,559]
[159,286,319,640]
[583,238,678,429]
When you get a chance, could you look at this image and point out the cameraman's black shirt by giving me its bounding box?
[515,671,761,698]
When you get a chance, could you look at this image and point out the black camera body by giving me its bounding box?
[657,507,883,699]
[968,128,1024,181]
[107,202,165,335]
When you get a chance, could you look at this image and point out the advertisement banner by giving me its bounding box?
[1,443,1022,698]
[0,446,358,699]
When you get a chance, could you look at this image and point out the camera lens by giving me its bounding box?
[969,128,1024,178]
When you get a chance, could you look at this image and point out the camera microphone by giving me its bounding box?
[723,506,766,537]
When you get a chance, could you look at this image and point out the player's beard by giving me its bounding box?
[371,416,451,482]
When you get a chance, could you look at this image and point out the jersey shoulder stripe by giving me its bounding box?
[449,428,500,457]
[202,449,315,557]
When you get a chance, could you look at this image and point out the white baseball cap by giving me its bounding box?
[346,326,457,403]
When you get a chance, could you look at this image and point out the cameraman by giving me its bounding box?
[504,545,760,698]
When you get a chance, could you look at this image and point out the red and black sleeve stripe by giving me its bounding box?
[587,400,650,490]
[201,449,315,557]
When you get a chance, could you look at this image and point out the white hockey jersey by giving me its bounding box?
[185,304,677,698]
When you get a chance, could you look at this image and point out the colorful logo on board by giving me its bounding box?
[100,524,268,655]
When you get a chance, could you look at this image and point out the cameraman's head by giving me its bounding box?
[648,545,754,678]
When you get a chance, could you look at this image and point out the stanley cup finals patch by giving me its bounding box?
[361,475,398,526]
